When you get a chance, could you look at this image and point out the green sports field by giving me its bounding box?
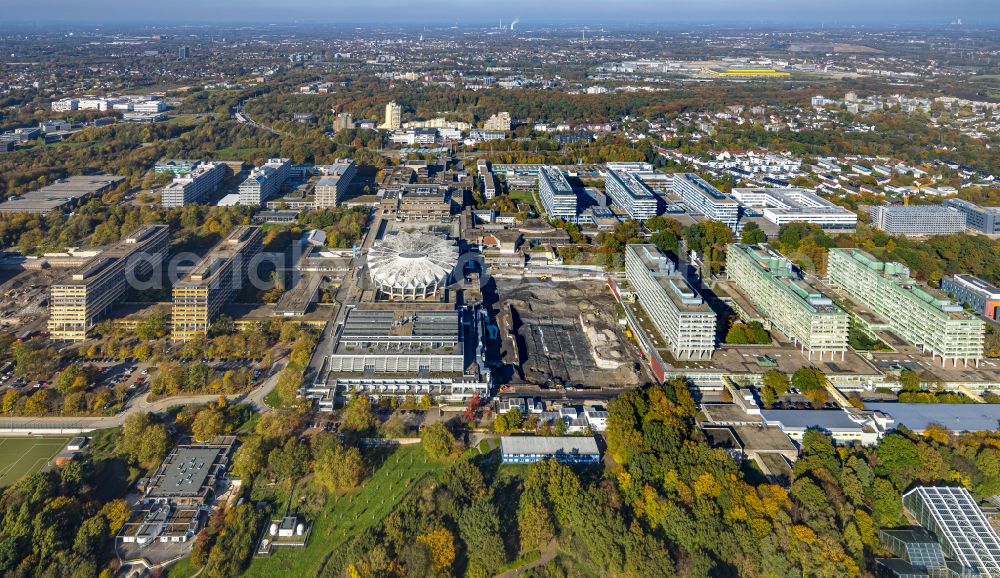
[0,437,69,488]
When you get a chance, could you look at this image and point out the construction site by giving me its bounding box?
[0,268,60,338]
[497,278,646,390]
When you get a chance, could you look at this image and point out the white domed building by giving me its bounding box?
[367,232,458,300]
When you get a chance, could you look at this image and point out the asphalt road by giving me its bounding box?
[0,359,288,434]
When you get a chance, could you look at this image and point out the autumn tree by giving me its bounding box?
[342,394,377,434]
[118,412,169,466]
[421,422,457,460]
[416,526,456,572]
[517,492,555,552]
[313,435,364,493]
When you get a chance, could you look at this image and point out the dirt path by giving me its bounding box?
[494,540,558,578]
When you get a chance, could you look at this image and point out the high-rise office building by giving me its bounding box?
[172,226,263,341]
[538,165,577,221]
[161,162,227,207]
[483,112,512,132]
[333,112,354,132]
[314,159,358,208]
[238,158,290,205]
[178,46,190,59]
[605,168,658,220]
[943,198,1000,234]
[726,244,849,360]
[828,248,984,367]
[868,205,966,236]
[49,225,170,340]
[672,173,740,230]
[625,244,716,359]
[381,101,402,130]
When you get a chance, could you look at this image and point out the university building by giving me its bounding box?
[49,225,169,341]
[172,226,263,341]
[828,248,984,367]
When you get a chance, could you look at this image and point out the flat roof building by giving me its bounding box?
[238,158,290,205]
[380,185,454,221]
[868,403,1000,434]
[0,175,124,214]
[727,244,849,360]
[49,225,169,340]
[172,226,263,341]
[731,187,857,230]
[760,409,879,446]
[828,248,984,367]
[868,205,966,236]
[500,436,601,464]
[903,486,1000,577]
[625,244,716,360]
[314,159,357,208]
[941,275,1000,321]
[119,438,236,547]
[161,162,227,207]
[605,168,658,220]
[483,171,499,200]
[673,173,740,230]
[943,198,1000,234]
[306,304,489,407]
[252,209,300,224]
[330,308,464,374]
[538,165,577,222]
[154,159,201,175]
[146,443,234,506]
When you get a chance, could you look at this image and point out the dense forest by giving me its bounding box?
[305,380,1000,578]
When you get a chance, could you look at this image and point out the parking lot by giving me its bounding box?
[0,354,269,415]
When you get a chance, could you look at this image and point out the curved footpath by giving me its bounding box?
[0,359,287,435]
[495,540,559,578]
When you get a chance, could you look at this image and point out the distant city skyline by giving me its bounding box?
[3,0,999,26]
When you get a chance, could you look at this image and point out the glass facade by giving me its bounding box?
[902,487,1000,577]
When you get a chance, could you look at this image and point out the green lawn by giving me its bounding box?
[165,556,196,578]
[241,444,446,577]
[507,189,540,212]
[262,389,283,410]
[0,437,69,488]
[164,115,203,129]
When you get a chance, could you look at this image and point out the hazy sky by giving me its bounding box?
[4,0,999,26]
